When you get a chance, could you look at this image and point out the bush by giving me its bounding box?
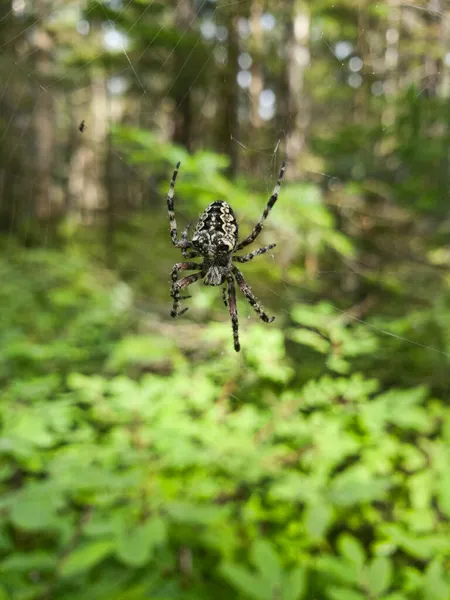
[0,244,449,600]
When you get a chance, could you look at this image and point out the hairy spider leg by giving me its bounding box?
[235,162,286,251]
[181,222,200,259]
[182,250,200,258]
[170,262,202,317]
[222,287,228,307]
[226,275,240,352]
[181,222,191,243]
[167,162,192,250]
[232,266,275,323]
[171,272,203,317]
[233,243,276,263]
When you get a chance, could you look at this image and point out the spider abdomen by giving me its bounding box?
[192,201,238,255]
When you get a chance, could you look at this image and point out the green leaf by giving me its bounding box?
[330,468,390,506]
[326,588,366,600]
[220,563,270,600]
[251,540,282,589]
[10,498,58,531]
[316,556,358,585]
[107,334,182,370]
[288,328,330,354]
[291,303,335,331]
[422,560,450,600]
[166,502,223,524]
[304,502,333,539]
[0,587,9,600]
[338,535,365,569]
[285,566,307,600]
[116,528,152,567]
[326,354,351,374]
[381,524,450,560]
[115,518,167,567]
[60,540,114,577]
[437,472,450,518]
[0,552,56,573]
[366,556,392,596]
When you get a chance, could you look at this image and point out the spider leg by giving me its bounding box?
[181,222,192,244]
[167,162,193,250]
[226,275,240,352]
[222,286,228,307]
[233,243,276,263]
[170,262,202,317]
[180,222,199,258]
[232,266,275,323]
[235,162,286,251]
[182,249,200,259]
[171,272,203,317]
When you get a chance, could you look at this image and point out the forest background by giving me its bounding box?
[0,0,450,598]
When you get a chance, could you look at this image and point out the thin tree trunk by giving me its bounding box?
[285,0,311,176]
[248,0,264,172]
[249,0,263,130]
[224,5,239,177]
[64,92,77,214]
[104,80,116,269]
[173,0,195,151]
[382,0,401,127]
[435,1,450,199]
[33,27,55,219]
[439,1,450,98]
[68,72,108,224]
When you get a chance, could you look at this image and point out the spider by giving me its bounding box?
[167,161,286,352]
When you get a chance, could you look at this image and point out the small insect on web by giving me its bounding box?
[166,161,286,352]
[78,120,86,132]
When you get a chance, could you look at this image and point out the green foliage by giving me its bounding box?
[221,540,306,600]
[2,0,450,596]
[0,243,449,599]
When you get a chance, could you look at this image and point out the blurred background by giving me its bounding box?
[1,0,450,598]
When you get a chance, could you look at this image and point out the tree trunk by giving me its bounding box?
[249,0,263,130]
[224,5,239,177]
[382,0,401,127]
[33,29,55,219]
[68,72,108,224]
[285,0,311,176]
[173,0,195,151]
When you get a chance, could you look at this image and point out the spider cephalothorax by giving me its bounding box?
[167,161,286,351]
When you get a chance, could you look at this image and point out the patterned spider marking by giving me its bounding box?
[192,200,239,256]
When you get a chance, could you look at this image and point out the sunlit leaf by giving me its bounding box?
[60,540,115,578]
[251,540,282,588]
[115,518,167,567]
[285,566,307,600]
[338,535,365,569]
[220,563,269,600]
[365,556,392,596]
[304,502,334,539]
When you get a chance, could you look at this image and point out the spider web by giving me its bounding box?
[1,0,449,369]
